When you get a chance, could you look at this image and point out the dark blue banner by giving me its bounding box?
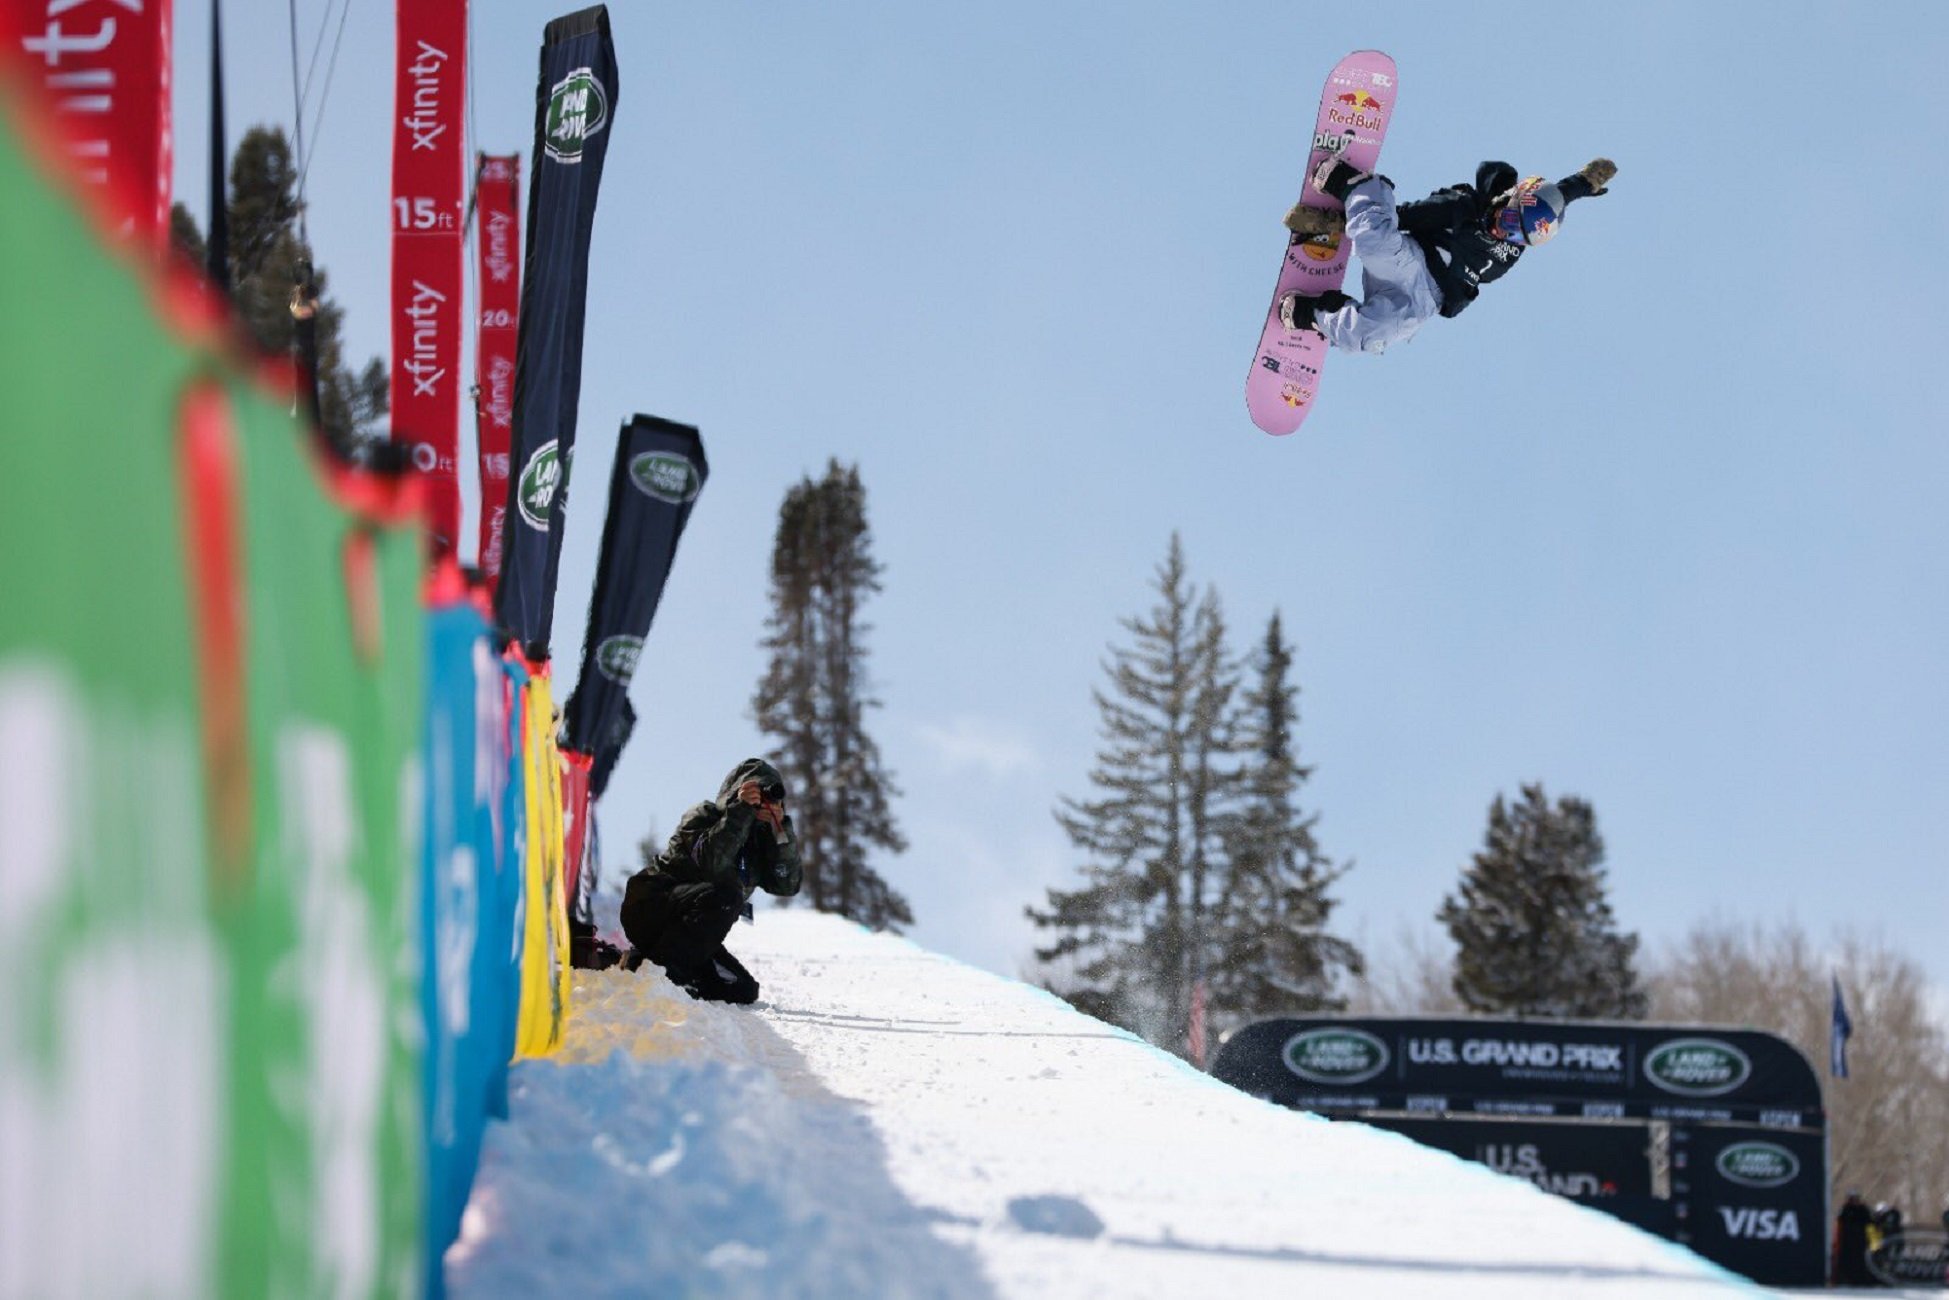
[1212,1016,1824,1125]
[589,696,634,800]
[1212,1016,1828,1287]
[495,4,619,655]
[563,415,707,755]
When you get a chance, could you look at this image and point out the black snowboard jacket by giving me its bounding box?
[643,758,803,902]
[1398,161,1604,318]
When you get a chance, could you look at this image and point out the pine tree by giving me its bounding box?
[753,461,910,930]
[169,126,387,447]
[1437,783,1647,1019]
[1029,534,1238,1056]
[1209,612,1363,1029]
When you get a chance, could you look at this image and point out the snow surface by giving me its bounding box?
[446,910,1795,1299]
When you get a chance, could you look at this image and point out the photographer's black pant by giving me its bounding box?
[619,873,759,1004]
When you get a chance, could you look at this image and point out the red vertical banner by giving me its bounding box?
[1188,976,1208,1069]
[559,748,593,909]
[1,0,173,246]
[390,0,467,556]
[474,153,521,585]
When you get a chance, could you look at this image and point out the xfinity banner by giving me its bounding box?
[474,153,521,582]
[495,4,618,654]
[390,0,468,555]
[562,416,707,755]
[1213,1016,1823,1124]
[2,0,173,245]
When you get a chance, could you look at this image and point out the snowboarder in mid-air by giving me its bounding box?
[620,758,801,1004]
[1278,155,1617,354]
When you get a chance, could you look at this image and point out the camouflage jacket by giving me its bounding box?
[650,758,802,902]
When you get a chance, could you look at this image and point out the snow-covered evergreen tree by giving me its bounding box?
[1437,784,1646,1019]
[1208,612,1362,1030]
[1029,535,1237,1055]
[753,461,911,930]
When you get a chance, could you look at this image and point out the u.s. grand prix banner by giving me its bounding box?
[1215,1016,1823,1124]
[1212,1017,1828,1287]
[495,4,618,655]
[391,0,468,555]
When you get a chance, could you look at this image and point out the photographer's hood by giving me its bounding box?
[717,758,788,808]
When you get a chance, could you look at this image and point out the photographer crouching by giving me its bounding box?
[620,758,801,1004]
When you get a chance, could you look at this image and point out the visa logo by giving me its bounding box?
[1718,1207,1801,1240]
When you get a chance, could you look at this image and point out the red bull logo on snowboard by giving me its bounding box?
[1327,89,1386,132]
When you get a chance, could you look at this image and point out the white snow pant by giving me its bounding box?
[1316,177,1443,355]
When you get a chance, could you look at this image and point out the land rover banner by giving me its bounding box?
[589,696,634,798]
[1212,1016,1823,1124]
[494,5,618,654]
[1683,1125,1828,1288]
[562,416,708,756]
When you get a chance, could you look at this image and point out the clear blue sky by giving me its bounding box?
[171,2,1949,996]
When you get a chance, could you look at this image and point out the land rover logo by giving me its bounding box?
[1643,1038,1752,1097]
[629,452,701,504]
[518,440,562,529]
[544,68,609,163]
[596,635,642,684]
[1868,1230,1949,1288]
[1283,1027,1389,1085]
[1715,1142,1799,1189]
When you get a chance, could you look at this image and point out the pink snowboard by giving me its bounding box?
[1245,50,1398,436]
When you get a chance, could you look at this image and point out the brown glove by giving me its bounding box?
[1577,158,1618,194]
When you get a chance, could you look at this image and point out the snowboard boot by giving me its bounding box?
[1278,289,1353,334]
[1310,154,1371,204]
[1282,201,1347,238]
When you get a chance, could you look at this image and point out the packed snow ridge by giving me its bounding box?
[446,910,1778,1299]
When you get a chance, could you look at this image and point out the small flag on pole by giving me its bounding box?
[1830,974,1852,1079]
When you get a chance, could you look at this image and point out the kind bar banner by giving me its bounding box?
[390,0,468,555]
[494,4,618,654]
[474,153,521,583]
[562,416,706,755]
[2,114,424,1297]
[0,0,173,245]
